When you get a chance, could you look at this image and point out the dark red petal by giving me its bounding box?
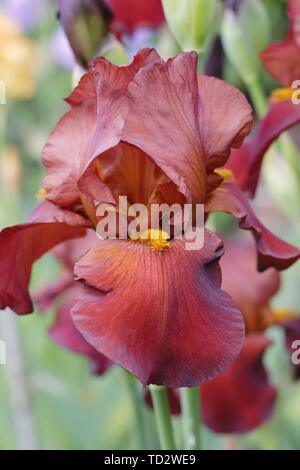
[220,241,280,332]
[261,34,300,87]
[106,0,165,35]
[201,334,277,434]
[206,183,300,271]
[49,286,112,375]
[0,203,86,315]
[123,52,207,204]
[227,101,300,197]
[261,0,300,86]
[197,75,253,171]
[71,231,244,387]
[66,48,162,106]
[279,317,300,380]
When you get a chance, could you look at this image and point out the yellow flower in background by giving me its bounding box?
[0,11,37,100]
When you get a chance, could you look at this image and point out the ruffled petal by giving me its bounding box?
[71,231,244,387]
[206,183,300,271]
[44,75,129,207]
[42,98,97,207]
[66,48,162,106]
[227,101,300,197]
[0,202,86,315]
[197,75,253,172]
[201,334,277,434]
[49,286,112,375]
[123,52,207,204]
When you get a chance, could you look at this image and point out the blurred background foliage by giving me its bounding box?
[0,0,300,450]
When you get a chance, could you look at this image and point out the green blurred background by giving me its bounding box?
[0,0,300,450]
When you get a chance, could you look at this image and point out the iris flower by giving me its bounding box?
[1,49,299,387]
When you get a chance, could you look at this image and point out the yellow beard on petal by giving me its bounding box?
[270,88,295,103]
[214,168,234,184]
[271,309,296,323]
[36,188,47,200]
[137,229,171,252]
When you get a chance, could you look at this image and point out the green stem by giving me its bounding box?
[246,79,267,119]
[122,371,147,449]
[149,385,176,450]
[181,387,201,450]
[197,50,205,75]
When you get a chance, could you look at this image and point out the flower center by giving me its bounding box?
[214,168,234,183]
[137,229,171,252]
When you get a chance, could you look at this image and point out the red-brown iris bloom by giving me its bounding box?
[261,0,300,88]
[1,49,299,387]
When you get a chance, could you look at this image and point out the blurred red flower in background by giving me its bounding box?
[261,0,300,87]
[105,0,165,36]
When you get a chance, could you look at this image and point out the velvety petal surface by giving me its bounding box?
[123,52,207,204]
[206,183,300,271]
[201,334,277,434]
[71,231,245,387]
[197,75,253,172]
[0,203,86,314]
[42,98,97,206]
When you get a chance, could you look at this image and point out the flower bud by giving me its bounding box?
[221,9,258,85]
[221,0,271,85]
[162,0,219,53]
[57,0,113,68]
